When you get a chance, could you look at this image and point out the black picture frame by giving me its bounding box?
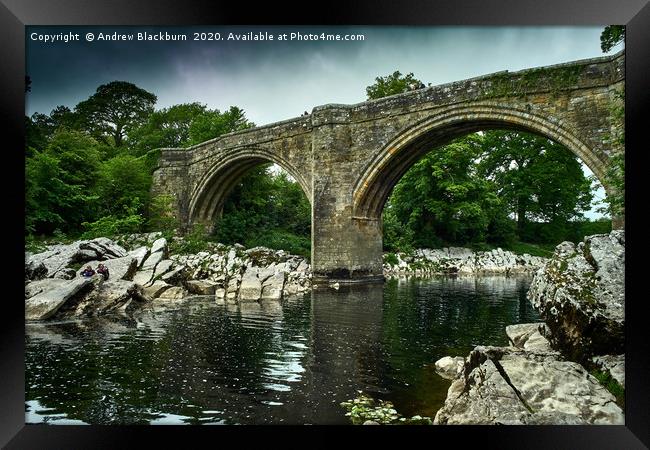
[3,0,648,448]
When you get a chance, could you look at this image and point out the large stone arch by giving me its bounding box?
[188,147,312,227]
[352,103,610,220]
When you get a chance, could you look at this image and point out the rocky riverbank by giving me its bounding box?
[25,233,551,321]
[25,233,311,321]
[432,231,625,425]
[382,247,546,277]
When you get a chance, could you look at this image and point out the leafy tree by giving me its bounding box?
[75,81,157,147]
[26,130,101,235]
[600,25,625,52]
[477,130,593,240]
[188,106,254,145]
[128,102,208,156]
[366,71,426,100]
[385,135,512,248]
[94,154,152,217]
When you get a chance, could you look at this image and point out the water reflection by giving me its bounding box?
[26,276,538,425]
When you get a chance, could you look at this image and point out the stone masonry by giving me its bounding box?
[152,51,625,282]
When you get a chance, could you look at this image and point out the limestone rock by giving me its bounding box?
[434,356,465,380]
[434,346,624,425]
[129,246,150,269]
[185,279,217,295]
[143,280,173,299]
[150,237,168,257]
[76,256,138,281]
[25,277,95,320]
[261,272,286,300]
[239,268,262,301]
[25,278,68,299]
[527,231,625,362]
[157,286,187,300]
[505,322,555,353]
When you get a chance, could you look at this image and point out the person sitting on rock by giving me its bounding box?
[96,263,110,280]
[81,266,95,277]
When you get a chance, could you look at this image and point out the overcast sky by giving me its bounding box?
[26,26,623,218]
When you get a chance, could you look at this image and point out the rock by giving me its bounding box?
[434,356,465,380]
[141,251,164,271]
[215,288,226,299]
[157,286,187,300]
[239,268,262,301]
[152,259,174,279]
[527,231,625,362]
[25,259,47,281]
[25,278,67,299]
[133,269,155,286]
[76,256,138,281]
[79,238,128,259]
[434,346,624,425]
[54,268,77,280]
[185,279,217,295]
[362,420,380,425]
[143,280,173,299]
[505,323,555,353]
[129,246,150,269]
[25,277,95,320]
[160,266,188,284]
[150,237,168,257]
[73,280,141,316]
[591,354,625,389]
[261,272,285,300]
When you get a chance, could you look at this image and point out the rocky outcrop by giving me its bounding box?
[592,354,625,389]
[527,231,624,362]
[25,277,96,320]
[383,247,546,277]
[433,327,624,425]
[25,238,128,280]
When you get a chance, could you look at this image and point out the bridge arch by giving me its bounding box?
[352,104,610,220]
[188,147,312,227]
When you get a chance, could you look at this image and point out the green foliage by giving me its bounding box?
[213,165,311,255]
[128,102,208,156]
[188,106,255,145]
[340,393,432,425]
[75,81,157,147]
[147,194,180,233]
[590,369,624,408]
[366,71,426,100]
[383,252,399,266]
[168,224,212,255]
[600,25,625,52]
[81,199,145,239]
[25,130,101,235]
[95,154,152,217]
[384,135,513,250]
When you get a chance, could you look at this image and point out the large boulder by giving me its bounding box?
[25,278,68,299]
[70,280,146,316]
[434,345,623,425]
[185,279,217,295]
[239,267,262,301]
[25,277,95,320]
[505,322,555,353]
[76,256,138,281]
[25,238,129,280]
[434,356,465,380]
[527,231,625,362]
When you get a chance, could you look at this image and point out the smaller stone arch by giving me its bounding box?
[353,103,611,220]
[188,147,312,228]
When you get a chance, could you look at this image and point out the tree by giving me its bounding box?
[600,25,625,52]
[385,135,512,248]
[94,154,152,217]
[188,106,254,145]
[477,130,593,241]
[128,102,208,156]
[75,81,157,147]
[366,71,426,100]
[26,130,101,235]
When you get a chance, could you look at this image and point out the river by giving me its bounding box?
[25,275,539,425]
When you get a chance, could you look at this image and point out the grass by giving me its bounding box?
[590,369,625,409]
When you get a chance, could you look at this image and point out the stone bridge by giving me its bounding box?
[152,50,625,282]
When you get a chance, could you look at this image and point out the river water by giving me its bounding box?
[25,275,539,425]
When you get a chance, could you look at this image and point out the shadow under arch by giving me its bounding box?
[189,147,312,228]
[352,104,611,220]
